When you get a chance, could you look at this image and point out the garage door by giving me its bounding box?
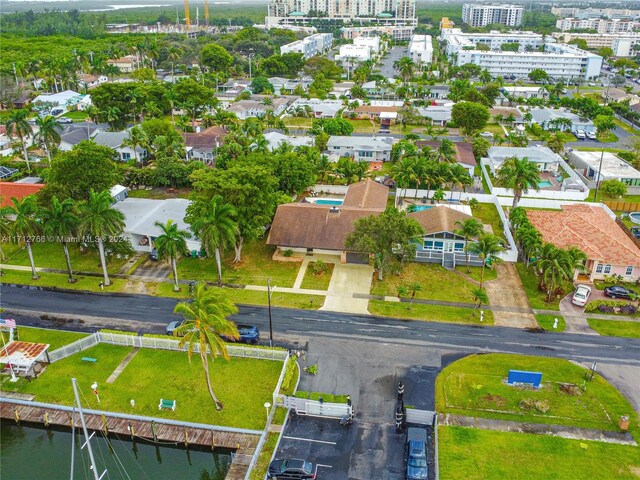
[345,252,369,264]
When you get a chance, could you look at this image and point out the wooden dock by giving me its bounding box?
[0,398,260,479]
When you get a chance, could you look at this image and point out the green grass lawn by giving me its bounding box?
[371,263,480,303]
[454,265,497,283]
[127,187,192,199]
[249,432,279,480]
[439,426,640,480]
[177,239,301,287]
[368,300,494,325]
[614,118,640,135]
[62,110,89,121]
[515,262,572,310]
[435,353,638,436]
[471,203,506,241]
[587,318,640,339]
[535,314,566,332]
[597,132,619,143]
[1,241,128,274]
[0,269,133,293]
[11,326,88,351]
[300,262,334,290]
[0,344,283,430]
[227,288,324,310]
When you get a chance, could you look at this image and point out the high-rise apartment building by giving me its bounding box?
[266,0,417,28]
[462,4,524,28]
[555,17,637,34]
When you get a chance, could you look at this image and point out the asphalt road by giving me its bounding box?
[3,286,639,367]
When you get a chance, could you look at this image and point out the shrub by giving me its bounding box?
[279,358,299,395]
[283,249,294,257]
[309,259,329,275]
[294,391,310,399]
[585,300,637,315]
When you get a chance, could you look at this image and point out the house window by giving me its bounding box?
[433,241,444,251]
[604,264,612,274]
[596,264,603,273]
[626,266,633,276]
[454,242,465,252]
[424,240,434,250]
[121,152,131,160]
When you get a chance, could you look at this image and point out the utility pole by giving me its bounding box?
[267,277,274,347]
[593,148,605,203]
[248,53,255,80]
[12,63,18,86]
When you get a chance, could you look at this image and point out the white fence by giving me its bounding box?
[277,395,352,419]
[48,332,289,363]
[311,184,349,195]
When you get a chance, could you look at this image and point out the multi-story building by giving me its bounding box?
[280,33,333,58]
[441,30,602,80]
[462,3,524,28]
[553,32,640,57]
[555,17,637,34]
[341,25,414,41]
[551,7,640,19]
[266,0,416,28]
[336,36,382,63]
[439,17,455,29]
[408,35,433,65]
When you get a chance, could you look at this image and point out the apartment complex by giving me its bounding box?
[341,25,414,41]
[336,36,382,63]
[266,0,416,27]
[408,35,433,65]
[556,17,637,34]
[280,33,333,58]
[441,29,602,80]
[551,7,640,19]
[554,32,640,57]
[462,3,524,28]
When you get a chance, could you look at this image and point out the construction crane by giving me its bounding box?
[184,0,191,31]
[204,0,209,26]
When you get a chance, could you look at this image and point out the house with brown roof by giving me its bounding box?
[416,140,477,175]
[526,204,640,282]
[0,182,45,207]
[266,180,389,263]
[182,126,227,163]
[408,205,485,268]
[353,105,400,120]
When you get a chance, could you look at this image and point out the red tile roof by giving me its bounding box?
[0,182,45,207]
[0,341,50,367]
[526,204,640,266]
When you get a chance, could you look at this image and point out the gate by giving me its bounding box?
[279,395,352,419]
[345,252,369,264]
[405,408,436,425]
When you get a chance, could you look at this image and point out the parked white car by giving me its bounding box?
[575,130,586,140]
[571,285,592,307]
[586,131,596,140]
[479,132,494,138]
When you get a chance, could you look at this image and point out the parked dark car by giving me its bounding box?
[221,324,260,344]
[631,227,640,239]
[604,285,636,299]
[405,427,428,480]
[149,249,158,261]
[267,458,316,479]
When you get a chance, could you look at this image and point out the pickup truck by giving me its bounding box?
[405,427,428,480]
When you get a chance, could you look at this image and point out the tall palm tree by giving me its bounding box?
[391,157,416,199]
[495,156,541,209]
[40,196,78,282]
[122,125,148,163]
[545,132,565,155]
[455,218,484,273]
[154,219,191,292]
[438,139,457,162]
[0,204,12,262]
[173,285,239,410]
[5,109,34,172]
[35,115,61,162]
[467,233,504,290]
[188,196,239,287]
[77,190,125,287]
[538,244,573,302]
[515,225,542,266]
[394,56,416,85]
[8,196,42,279]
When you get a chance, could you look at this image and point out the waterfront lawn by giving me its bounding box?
[368,301,494,325]
[9,327,88,351]
[177,239,301,287]
[1,344,283,430]
[535,314,566,332]
[587,318,640,339]
[370,263,479,303]
[435,353,638,436]
[300,262,334,291]
[439,426,640,480]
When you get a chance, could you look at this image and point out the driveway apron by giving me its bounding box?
[320,263,373,314]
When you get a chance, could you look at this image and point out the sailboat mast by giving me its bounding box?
[71,378,102,480]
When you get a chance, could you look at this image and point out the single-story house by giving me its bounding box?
[227,97,290,120]
[32,90,83,113]
[330,82,355,98]
[408,205,485,268]
[427,85,450,99]
[327,136,394,162]
[485,146,561,174]
[0,182,45,207]
[416,140,477,175]
[112,198,201,253]
[107,55,137,73]
[288,99,343,118]
[109,184,129,204]
[490,107,525,125]
[262,132,314,151]
[418,105,452,126]
[78,74,108,89]
[528,107,595,133]
[182,126,227,163]
[266,179,388,262]
[567,149,640,191]
[92,129,149,162]
[353,105,400,120]
[527,204,640,282]
[268,77,312,95]
[58,124,102,151]
[500,86,548,100]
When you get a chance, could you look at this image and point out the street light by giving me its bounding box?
[267,277,274,347]
[264,402,271,422]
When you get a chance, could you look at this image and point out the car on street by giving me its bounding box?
[571,285,592,307]
[405,427,428,480]
[268,458,317,479]
[575,130,586,140]
[479,132,494,138]
[604,285,636,299]
[56,117,73,124]
[585,131,596,140]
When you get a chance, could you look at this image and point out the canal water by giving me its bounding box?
[0,419,232,479]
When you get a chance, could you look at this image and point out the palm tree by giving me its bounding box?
[438,139,457,162]
[467,234,504,290]
[154,219,192,292]
[122,125,148,163]
[545,132,565,155]
[173,285,239,410]
[8,196,42,279]
[538,244,573,302]
[35,115,61,162]
[0,204,12,262]
[78,190,125,287]
[40,196,78,282]
[495,156,541,209]
[455,218,484,273]
[5,109,34,172]
[189,196,238,287]
[394,56,416,85]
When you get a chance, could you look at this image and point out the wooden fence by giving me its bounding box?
[605,201,640,212]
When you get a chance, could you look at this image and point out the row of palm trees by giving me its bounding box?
[5,110,62,171]
[510,207,587,302]
[1,190,124,286]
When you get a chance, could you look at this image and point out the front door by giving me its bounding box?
[444,242,455,253]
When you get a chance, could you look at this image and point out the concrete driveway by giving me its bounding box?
[320,263,373,314]
[484,264,537,328]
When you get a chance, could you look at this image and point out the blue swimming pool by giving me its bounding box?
[412,205,433,212]
[314,199,344,205]
[538,180,553,188]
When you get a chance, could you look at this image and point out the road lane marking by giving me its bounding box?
[282,436,337,445]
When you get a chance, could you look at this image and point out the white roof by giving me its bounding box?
[571,151,640,179]
[110,184,128,197]
[32,90,83,107]
[327,136,393,150]
[263,132,314,151]
[113,198,192,237]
